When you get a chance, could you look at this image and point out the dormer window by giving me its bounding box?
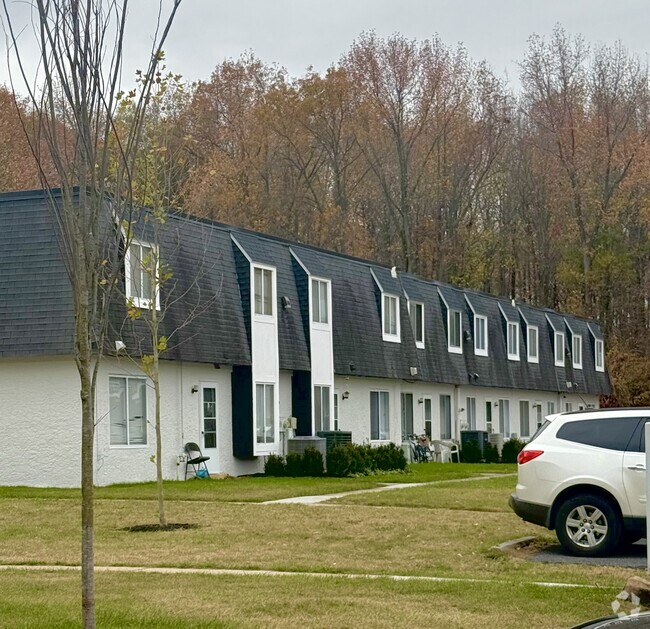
[507,321,519,361]
[409,301,424,349]
[595,339,605,372]
[527,325,539,363]
[382,294,400,342]
[474,314,487,356]
[572,334,583,369]
[448,309,462,354]
[311,278,330,325]
[554,331,565,367]
[125,239,159,309]
[254,267,274,316]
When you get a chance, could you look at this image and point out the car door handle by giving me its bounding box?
[627,464,646,471]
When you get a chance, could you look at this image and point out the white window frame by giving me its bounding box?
[554,331,565,367]
[255,382,275,445]
[125,239,160,310]
[572,334,583,369]
[474,314,488,356]
[507,321,520,361]
[311,277,331,327]
[595,339,605,372]
[313,384,331,433]
[109,375,148,447]
[253,265,275,318]
[498,399,510,437]
[382,294,400,343]
[527,325,539,364]
[547,401,555,416]
[409,301,425,349]
[466,396,477,430]
[370,390,390,441]
[447,309,462,354]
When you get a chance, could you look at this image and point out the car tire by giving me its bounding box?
[555,494,621,557]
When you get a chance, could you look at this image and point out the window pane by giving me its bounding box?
[519,401,530,437]
[466,397,476,430]
[416,304,423,343]
[109,377,127,445]
[424,398,432,440]
[314,386,322,433]
[320,281,329,324]
[440,395,451,439]
[450,311,460,348]
[499,399,510,436]
[555,333,564,364]
[401,393,413,438]
[379,391,390,440]
[128,378,147,445]
[256,384,265,443]
[383,296,390,334]
[529,328,538,358]
[265,385,274,442]
[370,392,379,440]
[557,417,641,451]
[141,245,152,301]
[311,279,320,322]
[254,268,263,315]
[322,387,330,431]
[263,270,273,315]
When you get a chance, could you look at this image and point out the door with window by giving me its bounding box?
[200,383,218,471]
[440,395,452,440]
[401,393,414,440]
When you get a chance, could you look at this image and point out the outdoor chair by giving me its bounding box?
[440,439,461,463]
[184,442,210,479]
[430,440,449,463]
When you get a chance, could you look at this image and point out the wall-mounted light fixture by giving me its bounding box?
[281,296,291,310]
[458,408,465,413]
[191,385,199,394]
[342,391,350,400]
[418,397,424,404]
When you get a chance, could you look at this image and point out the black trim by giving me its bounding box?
[509,493,551,528]
[622,516,646,536]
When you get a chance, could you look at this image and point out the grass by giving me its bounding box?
[0,463,640,627]
[0,570,628,629]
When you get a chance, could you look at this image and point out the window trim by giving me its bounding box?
[447,309,462,354]
[253,264,275,318]
[595,338,605,372]
[310,277,331,327]
[474,314,488,357]
[124,239,160,310]
[109,375,148,448]
[572,334,583,369]
[527,325,539,364]
[507,321,520,361]
[409,301,425,349]
[554,331,565,367]
[382,293,401,343]
[370,390,390,442]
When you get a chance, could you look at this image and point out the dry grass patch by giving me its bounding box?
[0,568,623,629]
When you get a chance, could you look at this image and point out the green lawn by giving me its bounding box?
[0,463,639,628]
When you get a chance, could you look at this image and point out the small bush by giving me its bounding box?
[264,454,286,476]
[460,440,482,463]
[373,442,407,471]
[483,442,500,463]
[301,447,324,476]
[349,444,374,474]
[501,438,525,464]
[285,452,302,477]
[326,444,353,477]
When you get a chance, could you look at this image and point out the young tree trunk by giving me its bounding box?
[153,344,166,527]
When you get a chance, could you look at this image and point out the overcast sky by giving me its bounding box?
[1,0,649,91]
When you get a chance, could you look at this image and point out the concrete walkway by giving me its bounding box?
[262,473,515,504]
[0,563,597,589]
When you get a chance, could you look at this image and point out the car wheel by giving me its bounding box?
[555,494,621,557]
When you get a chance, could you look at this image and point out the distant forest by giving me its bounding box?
[2,27,649,403]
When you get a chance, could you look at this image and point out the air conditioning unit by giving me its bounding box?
[287,436,327,457]
[488,433,504,456]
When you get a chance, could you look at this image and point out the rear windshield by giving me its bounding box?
[528,419,552,443]
[556,417,642,451]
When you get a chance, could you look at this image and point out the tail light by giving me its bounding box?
[518,449,543,465]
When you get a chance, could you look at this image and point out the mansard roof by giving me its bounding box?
[0,188,611,396]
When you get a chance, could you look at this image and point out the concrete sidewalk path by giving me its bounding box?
[262,473,514,504]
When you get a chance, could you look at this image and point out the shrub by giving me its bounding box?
[349,444,374,474]
[501,438,525,464]
[285,452,303,477]
[264,454,286,476]
[326,444,353,477]
[373,442,407,471]
[301,447,324,476]
[483,442,500,463]
[460,440,482,463]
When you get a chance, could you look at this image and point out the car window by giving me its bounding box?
[529,419,552,443]
[625,418,650,453]
[556,417,643,451]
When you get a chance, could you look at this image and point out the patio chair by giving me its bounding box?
[440,439,461,463]
[430,440,449,463]
[184,442,210,479]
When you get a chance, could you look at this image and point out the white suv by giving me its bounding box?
[509,408,650,557]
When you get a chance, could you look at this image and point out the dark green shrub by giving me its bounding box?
[285,452,302,477]
[264,454,286,476]
[349,444,374,474]
[373,442,407,471]
[501,438,525,464]
[483,442,500,463]
[301,447,324,476]
[460,440,482,463]
[326,444,353,477]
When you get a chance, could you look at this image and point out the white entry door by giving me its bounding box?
[200,383,218,472]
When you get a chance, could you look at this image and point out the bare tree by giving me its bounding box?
[2,1,182,627]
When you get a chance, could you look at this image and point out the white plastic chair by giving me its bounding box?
[440,439,460,463]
